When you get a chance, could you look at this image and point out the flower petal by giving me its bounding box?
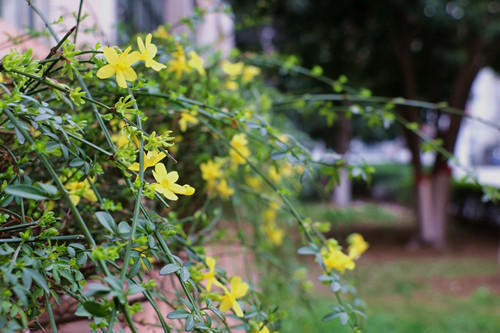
[206,257,215,270]
[183,185,195,195]
[234,281,249,298]
[153,163,168,182]
[169,183,186,194]
[127,51,141,65]
[115,71,127,88]
[162,189,178,201]
[147,43,157,57]
[206,278,213,292]
[166,171,179,183]
[128,162,140,171]
[137,36,145,53]
[96,64,115,79]
[150,60,166,71]
[219,295,232,312]
[152,152,166,164]
[122,67,137,81]
[232,301,244,317]
[102,47,118,63]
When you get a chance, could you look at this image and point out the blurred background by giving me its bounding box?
[2,0,499,332]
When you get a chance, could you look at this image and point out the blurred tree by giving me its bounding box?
[231,0,500,247]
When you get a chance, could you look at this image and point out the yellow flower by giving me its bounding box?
[262,223,284,246]
[183,185,196,195]
[281,163,293,177]
[224,80,238,91]
[202,257,217,292]
[219,276,249,317]
[229,134,250,165]
[256,322,279,333]
[222,60,244,76]
[128,150,166,172]
[178,110,199,132]
[321,240,355,274]
[168,45,190,79]
[242,65,260,83]
[111,132,128,147]
[187,51,205,75]
[215,179,234,199]
[245,175,262,190]
[153,25,170,39]
[263,208,276,223]
[97,46,140,88]
[269,202,280,210]
[347,233,369,259]
[65,179,97,205]
[133,245,155,271]
[137,33,166,71]
[277,134,289,143]
[268,167,281,182]
[152,163,195,200]
[200,160,223,182]
[295,164,305,175]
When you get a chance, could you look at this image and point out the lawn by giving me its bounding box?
[279,255,500,333]
[297,202,411,228]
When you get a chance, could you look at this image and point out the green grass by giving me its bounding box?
[277,257,500,333]
[297,202,409,227]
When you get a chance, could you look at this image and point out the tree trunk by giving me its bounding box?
[417,166,451,248]
[333,168,351,207]
[391,16,483,248]
[332,112,351,207]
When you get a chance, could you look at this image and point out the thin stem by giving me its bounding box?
[119,90,144,282]
[0,235,84,244]
[64,130,114,156]
[44,291,58,333]
[154,232,204,320]
[26,0,58,41]
[24,26,76,93]
[74,0,84,44]
[4,109,110,276]
[198,116,315,243]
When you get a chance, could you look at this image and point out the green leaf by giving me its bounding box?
[83,283,111,297]
[36,183,58,196]
[118,221,131,235]
[185,314,194,331]
[160,263,181,275]
[95,211,116,234]
[297,246,317,255]
[180,267,190,282]
[322,311,349,325]
[24,268,49,293]
[82,301,110,317]
[4,184,52,200]
[167,309,190,319]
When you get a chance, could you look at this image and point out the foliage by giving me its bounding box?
[0,3,371,333]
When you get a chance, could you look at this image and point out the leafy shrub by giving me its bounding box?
[0,3,369,333]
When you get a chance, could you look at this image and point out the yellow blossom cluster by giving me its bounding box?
[198,133,254,200]
[168,44,205,78]
[221,60,261,90]
[97,34,165,88]
[65,178,97,205]
[321,234,369,275]
[201,257,249,318]
[261,202,285,246]
[229,133,250,165]
[178,109,199,132]
[127,150,195,201]
[200,159,235,199]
